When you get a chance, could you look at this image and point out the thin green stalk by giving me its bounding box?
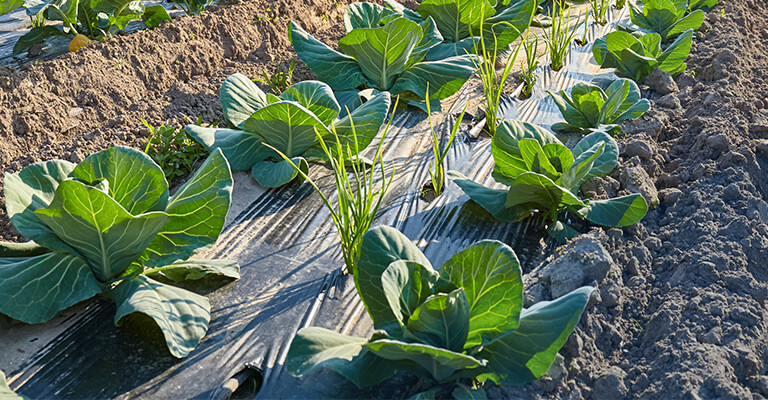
[543,2,582,71]
[425,87,468,197]
[471,18,524,136]
[268,99,398,275]
[520,34,540,98]
[590,0,610,25]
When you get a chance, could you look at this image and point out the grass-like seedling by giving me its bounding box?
[253,60,295,94]
[425,89,468,198]
[520,34,540,98]
[590,0,610,25]
[471,19,524,136]
[543,2,582,71]
[143,118,211,183]
[269,99,398,275]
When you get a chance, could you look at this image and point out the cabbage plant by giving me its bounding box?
[627,0,705,42]
[289,16,477,108]
[0,147,238,358]
[287,226,593,391]
[449,120,648,241]
[348,0,537,60]
[547,79,651,135]
[8,0,170,54]
[185,74,391,188]
[593,29,693,83]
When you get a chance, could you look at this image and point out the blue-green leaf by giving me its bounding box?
[0,252,100,324]
[251,157,308,188]
[365,338,485,381]
[406,288,470,352]
[586,194,648,227]
[110,275,210,358]
[290,22,368,91]
[439,240,523,348]
[220,73,269,129]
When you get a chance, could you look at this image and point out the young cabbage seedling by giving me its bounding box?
[268,99,398,275]
[449,120,648,242]
[0,147,239,357]
[625,0,705,42]
[186,74,391,188]
[593,29,694,83]
[289,14,478,110]
[543,2,582,71]
[287,226,594,394]
[547,78,651,135]
[425,88,468,198]
[366,0,537,60]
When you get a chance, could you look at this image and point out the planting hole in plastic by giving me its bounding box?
[214,364,263,400]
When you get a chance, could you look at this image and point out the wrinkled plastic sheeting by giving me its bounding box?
[6,6,629,399]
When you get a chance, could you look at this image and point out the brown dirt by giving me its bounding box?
[499,1,768,399]
[0,0,351,241]
[2,0,768,398]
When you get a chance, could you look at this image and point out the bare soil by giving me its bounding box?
[1,0,767,398]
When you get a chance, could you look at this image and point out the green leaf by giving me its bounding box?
[439,240,523,348]
[447,170,519,222]
[343,1,397,31]
[409,388,441,400]
[452,384,488,400]
[417,0,494,42]
[339,17,422,90]
[110,275,210,358]
[0,252,100,324]
[220,73,269,129]
[658,29,693,75]
[12,26,66,54]
[185,125,271,171]
[505,172,585,221]
[406,288,470,352]
[279,81,341,126]
[665,9,704,40]
[365,338,485,381]
[407,17,443,67]
[243,101,330,157]
[381,260,457,328]
[1,370,25,400]
[286,327,401,388]
[586,194,648,227]
[141,149,232,267]
[141,4,170,28]
[251,157,308,188]
[476,286,593,385]
[390,54,477,100]
[561,142,605,193]
[290,22,368,91]
[572,131,618,181]
[491,120,561,184]
[326,90,391,155]
[35,180,168,282]
[356,226,433,332]
[0,0,23,15]
[482,0,536,49]
[4,159,76,252]
[71,146,169,215]
[0,241,48,257]
[145,259,240,281]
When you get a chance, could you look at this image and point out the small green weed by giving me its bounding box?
[253,60,295,94]
[590,0,610,25]
[142,117,212,183]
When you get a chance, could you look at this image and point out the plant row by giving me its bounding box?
[0,0,717,398]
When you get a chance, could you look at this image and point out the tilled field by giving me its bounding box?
[1,0,767,398]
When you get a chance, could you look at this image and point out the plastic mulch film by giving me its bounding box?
[4,5,629,399]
